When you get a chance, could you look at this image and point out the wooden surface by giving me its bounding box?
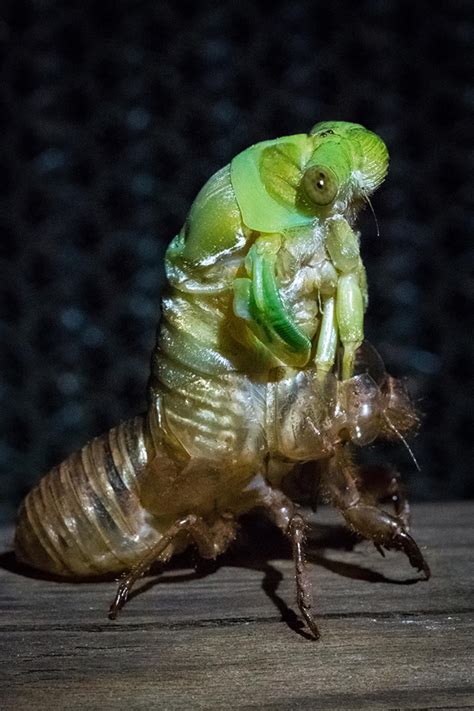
[0,502,473,710]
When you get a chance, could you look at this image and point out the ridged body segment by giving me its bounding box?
[150,254,267,468]
[15,417,165,576]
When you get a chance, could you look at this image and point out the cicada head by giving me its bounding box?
[303,121,389,217]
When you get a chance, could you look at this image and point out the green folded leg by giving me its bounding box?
[233,236,311,367]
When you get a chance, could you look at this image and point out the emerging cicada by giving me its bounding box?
[15,121,430,639]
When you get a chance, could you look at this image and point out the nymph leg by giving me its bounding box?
[233,235,311,365]
[315,297,338,380]
[357,464,411,529]
[288,513,320,639]
[324,446,430,578]
[262,489,320,640]
[108,513,235,619]
[326,218,365,380]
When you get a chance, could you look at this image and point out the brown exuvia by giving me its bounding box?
[15,122,430,639]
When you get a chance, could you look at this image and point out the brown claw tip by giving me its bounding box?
[414,554,431,580]
[307,626,321,641]
[301,612,321,641]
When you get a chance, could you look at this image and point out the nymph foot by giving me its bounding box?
[342,504,430,579]
[109,513,236,619]
[261,488,320,640]
[287,513,320,640]
[326,445,430,580]
[358,464,411,530]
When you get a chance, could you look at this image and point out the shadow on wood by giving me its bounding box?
[0,503,473,709]
[0,513,425,642]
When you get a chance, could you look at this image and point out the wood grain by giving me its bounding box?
[0,502,473,710]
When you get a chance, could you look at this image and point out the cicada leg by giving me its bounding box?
[357,464,411,530]
[288,513,320,640]
[262,489,320,640]
[324,445,430,579]
[108,512,236,619]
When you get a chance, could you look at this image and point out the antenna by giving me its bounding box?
[382,412,421,472]
[364,192,380,239]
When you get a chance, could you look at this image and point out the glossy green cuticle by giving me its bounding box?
[326,218,360,274]
[234,238,312,363]
[336,272,364,379]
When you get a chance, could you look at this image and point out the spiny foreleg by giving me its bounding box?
[323,445,430,578]
[357,464,411,530]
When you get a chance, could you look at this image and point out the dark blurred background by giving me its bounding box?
[0,0,472,522]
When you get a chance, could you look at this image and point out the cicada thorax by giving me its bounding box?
[14,416,167,577]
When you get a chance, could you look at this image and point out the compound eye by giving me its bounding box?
[302,165,338,206]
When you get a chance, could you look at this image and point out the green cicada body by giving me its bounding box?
[15,121,429,639]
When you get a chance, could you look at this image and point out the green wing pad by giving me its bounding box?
[181,165,246,265]
[233,236,311,367]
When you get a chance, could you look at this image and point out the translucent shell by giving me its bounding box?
[338,373,383,446]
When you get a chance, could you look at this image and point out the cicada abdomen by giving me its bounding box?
[14,416,162,576]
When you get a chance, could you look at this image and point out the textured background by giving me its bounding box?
[0,0,472,522]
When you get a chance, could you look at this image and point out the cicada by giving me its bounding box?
[15,121,430,639]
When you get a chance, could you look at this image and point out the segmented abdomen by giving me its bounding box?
[15,416,164,577]
[150,287,267,465]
